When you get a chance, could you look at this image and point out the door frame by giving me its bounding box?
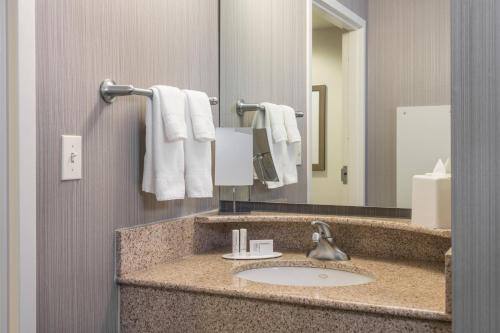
[4,0,37,331]
[0,0,8,330]
[308,0,366,205]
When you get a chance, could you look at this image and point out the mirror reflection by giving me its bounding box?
[219,0,451,209]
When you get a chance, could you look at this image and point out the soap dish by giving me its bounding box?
[222,252,282,260]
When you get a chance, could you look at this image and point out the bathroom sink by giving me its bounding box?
[236,266,373,287]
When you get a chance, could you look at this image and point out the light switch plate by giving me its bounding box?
[295,144,302,165]
[61,135,82,180]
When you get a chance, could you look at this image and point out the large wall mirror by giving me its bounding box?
[218,0,450,209]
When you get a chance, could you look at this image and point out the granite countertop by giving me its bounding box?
[117,252,451,322]
[195,212,451,238]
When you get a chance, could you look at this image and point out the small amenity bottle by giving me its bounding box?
[232,230,240,254]
[239,229,247,254]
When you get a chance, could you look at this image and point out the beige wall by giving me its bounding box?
[311,26,347,205]
[366,0,451,207]
[36,0,219,332]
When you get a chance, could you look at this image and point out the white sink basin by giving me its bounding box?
[236,266,373,287]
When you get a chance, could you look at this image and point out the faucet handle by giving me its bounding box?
[311,221,333,239]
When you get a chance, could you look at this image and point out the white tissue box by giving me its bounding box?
[411,175,451,229]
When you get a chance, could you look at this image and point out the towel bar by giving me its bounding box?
[100,79,218,105]
[236,99,304,118]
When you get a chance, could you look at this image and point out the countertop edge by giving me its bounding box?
[117,277,452,323]
[195,214,451,238]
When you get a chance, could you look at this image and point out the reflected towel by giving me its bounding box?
[262,102,287,143]
[282,105,301,143]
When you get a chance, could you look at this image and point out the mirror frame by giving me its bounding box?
[312,85,327,171]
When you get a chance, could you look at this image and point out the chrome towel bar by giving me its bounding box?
[99,79,218,105]
[236,99,304,118]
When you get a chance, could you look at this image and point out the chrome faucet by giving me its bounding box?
[306,221,350,261]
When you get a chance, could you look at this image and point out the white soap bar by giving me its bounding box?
[411,175,451,229]
[249,240,273,255]
[232,230,240,254]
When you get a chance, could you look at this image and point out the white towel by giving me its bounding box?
[273,137,298,187]
[261,102,287,143]
[159,86,188,141]
[142,86,186,201]
[183,90,214,198]
[282,105,301,143]
[184,90,216,141]
[282,104,302,166]
[282,139,298,185]
[279,105,298,184]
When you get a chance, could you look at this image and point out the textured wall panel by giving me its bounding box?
[452,0,500,332]
[0,0,7,331]
[219,0,308,203]
[366,0,450,206]
[36,0,218,332]
[338,0,368,20]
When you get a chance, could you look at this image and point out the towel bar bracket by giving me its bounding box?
[99,79,218,105]
[236,99,265,116]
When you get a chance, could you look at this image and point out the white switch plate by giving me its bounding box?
[61,135,82,180]
[295,144,302,165]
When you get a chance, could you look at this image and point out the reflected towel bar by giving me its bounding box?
[99,79,218,105]
[236,99,304,118]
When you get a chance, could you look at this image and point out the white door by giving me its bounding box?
[341,28,366,206]
[309,0,366,206]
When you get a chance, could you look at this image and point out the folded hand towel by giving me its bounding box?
[282,105,301,143]
[184,90,213,198]
[183,90,216,141]
[158,86,188,141]
[282,104,302,165]
[262,102,287,143]
[142,86,186,201]
[279,106,298,184]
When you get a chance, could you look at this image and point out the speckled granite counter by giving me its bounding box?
[116,213,452,333]
[119,252,449,321]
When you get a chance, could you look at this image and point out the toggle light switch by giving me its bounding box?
[61,135,82,180]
